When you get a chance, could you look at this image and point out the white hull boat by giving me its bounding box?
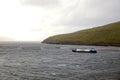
[72,48,97,53]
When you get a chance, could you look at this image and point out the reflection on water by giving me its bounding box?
[0,42,120,80]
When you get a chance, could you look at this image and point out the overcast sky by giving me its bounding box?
[0,0,120,41]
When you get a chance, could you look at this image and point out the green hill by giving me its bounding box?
[42,22,120,46]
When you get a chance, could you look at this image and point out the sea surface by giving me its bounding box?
[0,42,120,80]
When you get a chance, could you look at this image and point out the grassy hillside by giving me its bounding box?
[42,22,120,46]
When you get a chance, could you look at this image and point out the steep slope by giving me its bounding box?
[42,22,120,46]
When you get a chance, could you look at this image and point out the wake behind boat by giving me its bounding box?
[72,48,97,53]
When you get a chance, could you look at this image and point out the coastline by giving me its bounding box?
[42,42,120,47]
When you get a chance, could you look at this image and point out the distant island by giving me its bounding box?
[42,22,120,46]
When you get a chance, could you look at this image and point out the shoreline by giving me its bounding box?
[42,42,120,47]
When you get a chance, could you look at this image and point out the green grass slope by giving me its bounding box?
[42,22,120,46]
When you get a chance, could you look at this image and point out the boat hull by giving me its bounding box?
[72,49,97,53]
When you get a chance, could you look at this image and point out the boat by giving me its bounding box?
[72,48,97,53]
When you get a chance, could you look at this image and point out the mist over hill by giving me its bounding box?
[0,37,14,41]
[42,22,120,46]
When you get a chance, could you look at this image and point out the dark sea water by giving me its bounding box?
[0,42,120,80]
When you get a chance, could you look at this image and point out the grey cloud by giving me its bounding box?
[22,0,60,8]
[59,0,120,29]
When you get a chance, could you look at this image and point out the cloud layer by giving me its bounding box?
[1,0,119,41]
[22,0,60,8]
[58,0,120,28]
[20,0,120,41]
[24,0,120,28]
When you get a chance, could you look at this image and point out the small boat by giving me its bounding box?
[72,48,97,53]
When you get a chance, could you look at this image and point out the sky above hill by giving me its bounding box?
[0,0,120,41]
